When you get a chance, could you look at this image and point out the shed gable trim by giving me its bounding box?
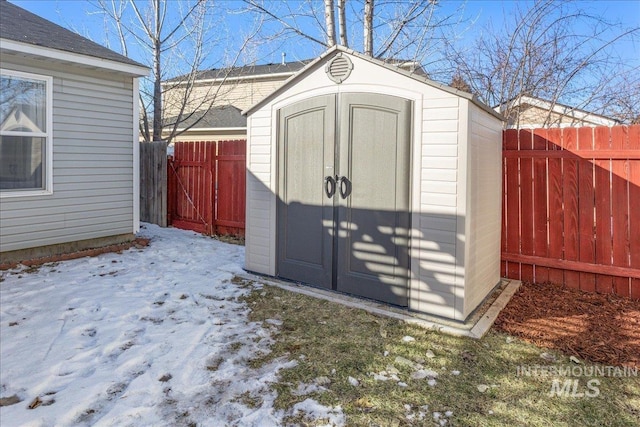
[242,45,503,121]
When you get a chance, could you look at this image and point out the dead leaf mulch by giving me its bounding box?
[494,281,640,369]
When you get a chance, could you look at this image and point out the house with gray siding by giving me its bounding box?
[0,0,148,262]
[494,95,621,129]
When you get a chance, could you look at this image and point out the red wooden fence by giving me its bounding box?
[501,125,640,298]
[167,140,246,236]
[164,131,639,296]
[216,140,247,236]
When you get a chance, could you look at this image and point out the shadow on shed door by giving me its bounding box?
[277,93,412,307]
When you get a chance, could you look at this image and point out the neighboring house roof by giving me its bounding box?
[495,95,620,128]
[167,55,428,84]
[243,45,503,120]
[165,105,246,130]
[164,50,434,133]
[0,0,147,75]
[178,60,315,82]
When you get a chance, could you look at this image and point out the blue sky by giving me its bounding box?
[10,0,640,77]
[11,1,639,59]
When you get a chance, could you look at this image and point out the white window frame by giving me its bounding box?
[0,68,53,198]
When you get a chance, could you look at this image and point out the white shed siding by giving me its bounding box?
[0,57,135,252]
[410,95,462,319]
[245,109,276,275]
[463,103,503,316]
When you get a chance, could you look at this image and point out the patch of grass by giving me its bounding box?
[213,234,245,245]
[231,276,255,289]
[241,282,640,426]
[200,293,225,301]
[229,341,243,352]
[206,357,224,371]
[233,391,263,409]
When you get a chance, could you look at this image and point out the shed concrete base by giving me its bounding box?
[238,272,521,339]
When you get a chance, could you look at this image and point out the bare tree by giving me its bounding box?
[241,0,463,66]
[240,0,329,50]
[450,73,471,93]
[590,69,640,125]
[443,0,639,126]
[372,0,444,62]
[324,0,336,47]
[363,0,373,56]
[93,0,256,143]
[338,0,348,46]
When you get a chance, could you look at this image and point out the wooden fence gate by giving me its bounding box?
[167,140,246,236]
[140,141,168,227]
[501,125,640,298]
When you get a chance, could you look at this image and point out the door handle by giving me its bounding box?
[338,176,351,199]
[324,175,336,198]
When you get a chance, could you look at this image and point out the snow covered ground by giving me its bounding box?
[0,224,344,427]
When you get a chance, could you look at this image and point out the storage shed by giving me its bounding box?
[243,46,503,321]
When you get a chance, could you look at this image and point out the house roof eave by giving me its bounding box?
[496,95,620,126]
[1,38,149,77]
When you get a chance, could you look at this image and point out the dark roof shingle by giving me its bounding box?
[167,60,313,83]
[0,0,144,67]
[165,105,246,129]
[169,57,427,83]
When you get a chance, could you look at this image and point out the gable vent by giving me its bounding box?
[325,53,353,84]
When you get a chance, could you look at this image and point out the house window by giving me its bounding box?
[0,69,53,195]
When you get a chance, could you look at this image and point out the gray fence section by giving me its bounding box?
[140,142,167,227]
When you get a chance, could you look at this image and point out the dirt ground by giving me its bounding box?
[494,281,640,369]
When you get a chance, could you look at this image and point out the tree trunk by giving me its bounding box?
[152,40,162,141]
[152,0,163,141]
[363,0,373,56]
[324,0,336,46]
[338,0,348,47]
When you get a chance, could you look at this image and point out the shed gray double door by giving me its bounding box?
[277,93,411,306]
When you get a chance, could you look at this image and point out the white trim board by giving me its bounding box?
[0,68,53,198]
[133,77,141,233]
[1,38,148,77]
